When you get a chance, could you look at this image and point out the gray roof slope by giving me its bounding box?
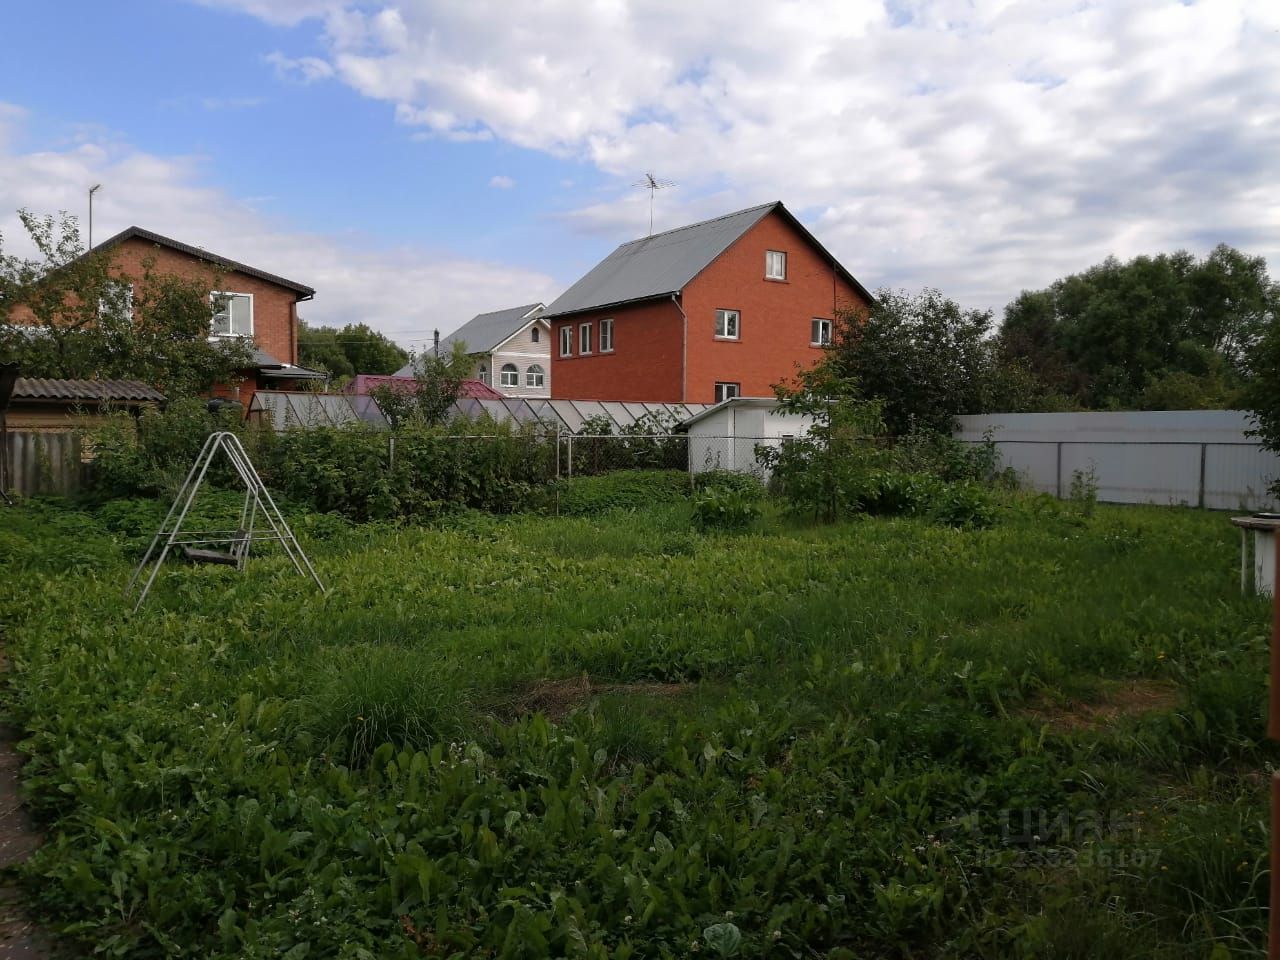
[543,203,776,319]
[12,377,166,403]
[393,303,544,376]
[543,201,876,319]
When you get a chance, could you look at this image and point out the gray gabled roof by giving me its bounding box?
[393,302,545,376]
[542,202,874,320]
[543,203,776,319]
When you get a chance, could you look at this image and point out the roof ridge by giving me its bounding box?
[618,201,779,246]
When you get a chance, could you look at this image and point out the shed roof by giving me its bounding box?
[10,377,166,404]
[542,202,874,319]
[93,226,316,299]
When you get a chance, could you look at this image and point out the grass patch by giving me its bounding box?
[0,493,1272,958]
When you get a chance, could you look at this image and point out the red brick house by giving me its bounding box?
[543,202,874,403]
[90,226,323,406]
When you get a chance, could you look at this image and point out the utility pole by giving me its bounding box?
[88,183,102,249]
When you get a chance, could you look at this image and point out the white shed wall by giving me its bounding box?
[686,404,815,477]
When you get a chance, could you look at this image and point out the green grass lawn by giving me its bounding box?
[0,490,1272,958]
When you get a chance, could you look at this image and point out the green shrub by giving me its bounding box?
[543,469,691,516]
[303,646,470,766]
[693,469,766,499]
[929,481,997,529]
[692,485,763,532]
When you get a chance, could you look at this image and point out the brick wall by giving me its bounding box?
[550,299,685,401]
[681,211,868,403]
[106,236,300,364]
[548,209,870,403]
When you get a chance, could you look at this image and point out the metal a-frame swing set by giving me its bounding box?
[125,432,325,611]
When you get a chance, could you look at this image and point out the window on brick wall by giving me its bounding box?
[811,318,833,346]
[600,318,614,352]
[579,322,592,354]
[765,250,787,280]
[211,291,253,337]
[715,309,740,339]
[560,325,572,357]
[714,381,741,403]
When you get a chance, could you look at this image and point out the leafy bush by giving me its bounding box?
[542,469,691,516]
[929,480,997,528]
[693,469,766,499]
[691,485,762,532]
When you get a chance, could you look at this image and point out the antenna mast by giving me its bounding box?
[632,172,676,235]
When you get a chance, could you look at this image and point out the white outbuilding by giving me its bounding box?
[677,397,816,478]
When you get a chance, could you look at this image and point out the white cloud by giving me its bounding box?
[216,0,1279,311]
[488,175,515,189]
[0,104,558,351]
[264,52,335,84]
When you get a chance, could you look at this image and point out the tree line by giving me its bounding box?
[825,243,1279,437]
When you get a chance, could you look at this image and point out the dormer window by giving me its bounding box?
[765,250,787,280]
[211,291,253,337]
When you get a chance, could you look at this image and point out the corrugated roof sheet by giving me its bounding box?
[11,377,166,403]
[393,303,545,375]
[543,204,777,318]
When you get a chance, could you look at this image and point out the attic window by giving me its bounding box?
[531,327,540,343]
[765,250,787,280]
[211,291,253,337]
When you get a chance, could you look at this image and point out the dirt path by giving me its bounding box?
[0,654,58,958]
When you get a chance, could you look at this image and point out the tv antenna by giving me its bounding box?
[633,172,676,235]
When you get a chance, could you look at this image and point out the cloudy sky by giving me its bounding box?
[2,0,1277,352]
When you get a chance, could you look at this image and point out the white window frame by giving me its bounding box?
[500,363,519,387]
[811,318,833,346]
[526,364,545,388]
[98,280,134,321]
[715,308,740,340]
[600,318,614,353]
[531,326,540,343]
[211,291,254,338]
[560,325,573,357]
[478,363,489,385]
[714,381,741,403]
[579,322,592,355]
[765,250,787,280]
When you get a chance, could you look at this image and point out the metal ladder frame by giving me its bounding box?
[125,431,325,611]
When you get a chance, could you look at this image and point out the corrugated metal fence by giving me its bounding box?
[955,410,1280,510]
[3,430,88,497]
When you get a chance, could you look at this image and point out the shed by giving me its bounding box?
[677,397,815,477]
[3,376,166,430]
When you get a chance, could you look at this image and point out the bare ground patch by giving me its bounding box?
[494,675,692,723]
[1021,679,1180,732]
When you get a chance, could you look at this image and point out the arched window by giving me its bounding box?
[526,364,545,388]
[500,363,520,387]
[531,327,540,343]
[478,363,489,385]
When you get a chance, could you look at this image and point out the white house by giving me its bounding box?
[678,397,815,477]
[395,303,551,399]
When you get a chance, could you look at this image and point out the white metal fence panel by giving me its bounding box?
[955,411,1279,509]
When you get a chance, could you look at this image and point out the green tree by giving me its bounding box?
[1000,244,1273,409]
[298,321,407,378]
[371,341,472,428]
[0,210,253,395]
[826,288,1001,435]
